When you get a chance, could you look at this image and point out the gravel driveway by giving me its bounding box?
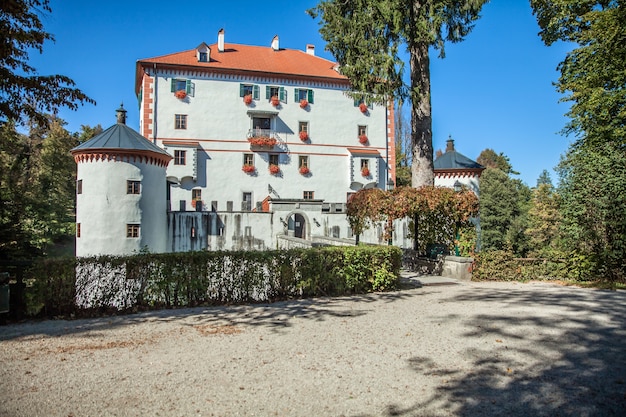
[1,280,625,417]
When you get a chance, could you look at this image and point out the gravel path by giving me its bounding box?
[1,280,625,417]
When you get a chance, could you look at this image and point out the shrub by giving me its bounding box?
[24,245,402,317]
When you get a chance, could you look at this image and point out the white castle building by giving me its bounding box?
[72,31,482,257]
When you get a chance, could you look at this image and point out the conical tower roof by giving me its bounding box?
[71,105,171,167]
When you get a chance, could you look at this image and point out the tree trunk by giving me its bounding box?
[409,40,434,188]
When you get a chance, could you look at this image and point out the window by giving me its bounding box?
[361,159,370,170]
[266,86,286,103]
[354,98,373,108]
[192,189,202,201]
[174,150,186,165]
[243,153,254,166]
[358,125,367,136]
[127,180,140,195]
[269,154,279,166]
[76,223,81,238]
[298,121,309,134]
[175,114,187,129]
[242,192,252,211]
[76,179,82,194]
[294,88,314,104]
[252,117,271,132]
[170,79,194,96]
[303,191,314,200]
[240,83,260,100]
[299,155,309,168]
[126,224,140,238]
[198,52,208,62]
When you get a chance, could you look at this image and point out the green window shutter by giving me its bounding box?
[294,88,299,102]
[279,87,286,103]
[253,85,260,100]
[186,80,192,96]
[368,102,373,109]
[239,84,245,97]
[308,89,314,104]
[354,98,360,107]
[266,86,271,99]
[171,79,177,93]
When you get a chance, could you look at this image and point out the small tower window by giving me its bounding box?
[127,180,141,194]
[76,179,82,194]
[126,224,140,238]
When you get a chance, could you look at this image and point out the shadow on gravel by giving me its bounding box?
[0,287,426,340]
[365,286,626,417]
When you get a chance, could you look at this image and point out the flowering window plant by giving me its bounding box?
[242,164,255,173]
[359,134,368,144]
[269,164,280,175]
[175,90,187,99]
[299,131,309,141]
[299,166,310,175]
[243,94,253,105]
[300,99,308,109]
[271,95,280,106]
[359,102,368,113]
[361,167,370,177]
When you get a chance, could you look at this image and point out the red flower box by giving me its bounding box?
[359,134,368,144]
[242,164,255,173]
[299,166,310,175]
[299,131,309,141]
[175,90,187,99]
[359,102,368,113]
[361,167,370,177]
[248,136,277,147]
[243,94,253,105]
[269,164,280,175]
[300,99,308,109]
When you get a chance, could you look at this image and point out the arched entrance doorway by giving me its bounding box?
[288,213,307,239]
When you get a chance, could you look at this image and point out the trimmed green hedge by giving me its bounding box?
[472,250,595,281]
[27,246,402,317]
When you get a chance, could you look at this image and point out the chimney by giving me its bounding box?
[271,35,279,51]
[116,103,127,125]
[218,28,225,52]
[445,135,455,153]
[306,44,315,56]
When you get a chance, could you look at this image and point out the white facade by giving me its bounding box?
[134,34,395,250]
[75,156,168,257]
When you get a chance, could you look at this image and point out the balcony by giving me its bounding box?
[247,129,280,149]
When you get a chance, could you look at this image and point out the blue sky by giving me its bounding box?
[30,0,573,186]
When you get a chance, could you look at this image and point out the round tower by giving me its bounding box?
[71,105,172,257]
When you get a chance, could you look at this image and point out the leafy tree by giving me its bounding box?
[477,148,519,175]
[531,0,625,146]
[531,1,626,280]
[536,169,553,187]
[0,116,98,259]
[557,142,626,280]
[0,121,40,258]
[525,182,561,257]
[309,0,488,187]
[478,165,531,256]
[0,0,94,127]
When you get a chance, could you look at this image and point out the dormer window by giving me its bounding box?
[196,43,210,62]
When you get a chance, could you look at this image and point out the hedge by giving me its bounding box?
[26,246,402,317]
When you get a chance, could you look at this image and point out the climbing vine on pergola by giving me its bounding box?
[347,186,479,252]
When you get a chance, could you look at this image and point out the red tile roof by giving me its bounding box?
[136,43,347,92]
